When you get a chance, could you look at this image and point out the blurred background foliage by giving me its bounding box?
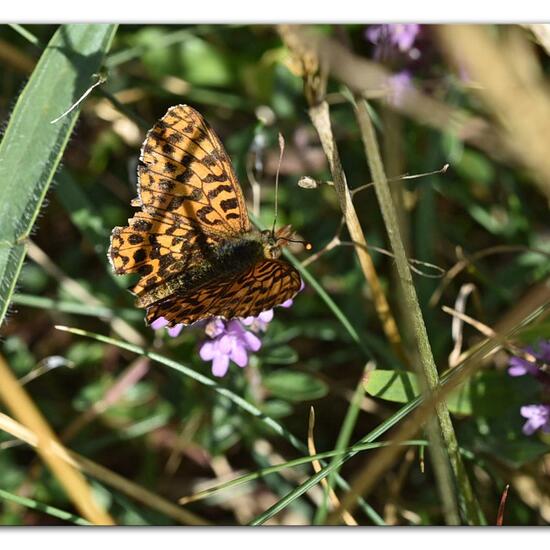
[0,23,549,526]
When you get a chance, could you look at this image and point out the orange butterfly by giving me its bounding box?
[109,105,303,327]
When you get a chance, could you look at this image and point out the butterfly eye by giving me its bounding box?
[261,229,271,237]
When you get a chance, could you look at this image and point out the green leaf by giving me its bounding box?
[263,370,329,402]
[455,148,495,186]
[0,24,117,327]
[365,369,540,417]
[136,28,233,87]
[262,344,299,365]
[365,369,421,404]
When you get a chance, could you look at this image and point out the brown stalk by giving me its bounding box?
[0,354,115,525]
[0,411,209,526]
[307,407,358,526]
[278,25,407,364]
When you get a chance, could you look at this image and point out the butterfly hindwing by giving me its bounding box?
[145,260,302,326]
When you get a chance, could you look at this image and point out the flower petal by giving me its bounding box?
[522,419,539,436]
[520,404,550,435]
[508,356,538,377]
[230,343,248,367]
[150,317,169,330]
[242,330,262,352]
[258,310,274,323]
[218,334,233,354]
[167,324,184,338]
[199,341,216,361]
[212,354,230,377]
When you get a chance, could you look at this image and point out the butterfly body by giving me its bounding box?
[135,231,268,308]
[109,105,302,327]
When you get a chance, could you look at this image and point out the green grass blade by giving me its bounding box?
[249,397,421,526]
[56,324,383,524]
[314,363,369,524]
[0,24,118,327]
[0,488,91,526]
[11,293,141,322]
[248,301,550,525]
[180,440,427,506]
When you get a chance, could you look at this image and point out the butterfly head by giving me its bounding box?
[260,225,311,259]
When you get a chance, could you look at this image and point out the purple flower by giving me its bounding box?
[507,340,550,436]
[365,24,421,58]
[520,404,550,435]
[199,319,261,377]
[507,340,550,383]
[241,309,274,333]
[387,70,412,107]
[150,317,184,338]
[508,356,539,377]
[152,280,306,377]
[197,289,305,377]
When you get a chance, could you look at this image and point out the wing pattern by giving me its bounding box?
[109,105,303,327]
[145,260,302,326]
[109,105,249,296]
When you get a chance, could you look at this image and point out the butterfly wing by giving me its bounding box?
[138,104,250,233]
[145,259,302,326]
[109,104,250,297]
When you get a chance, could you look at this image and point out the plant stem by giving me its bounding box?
[353,97,484,525]
[308,101,408,366]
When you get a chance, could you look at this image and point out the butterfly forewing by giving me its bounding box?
[138,105,250,233]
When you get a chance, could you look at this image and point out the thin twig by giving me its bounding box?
[442,305,541,367]
[50,74,106,124]
[448,284,480,367]
[430,244,550,307]
[496,484,510,526]
[308,101,407,364]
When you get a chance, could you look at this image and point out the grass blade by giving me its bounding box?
[180,440,427,506]
[0,24,118,326]
[55,324,383,524]
[0,488,91,526]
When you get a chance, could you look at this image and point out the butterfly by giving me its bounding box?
[108,104,304,327]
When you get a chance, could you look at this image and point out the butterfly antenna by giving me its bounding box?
[272,133,285,237]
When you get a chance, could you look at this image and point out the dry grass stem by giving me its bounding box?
[0,410,209,526]
[0,355,115,525]
[307,407,358,526]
